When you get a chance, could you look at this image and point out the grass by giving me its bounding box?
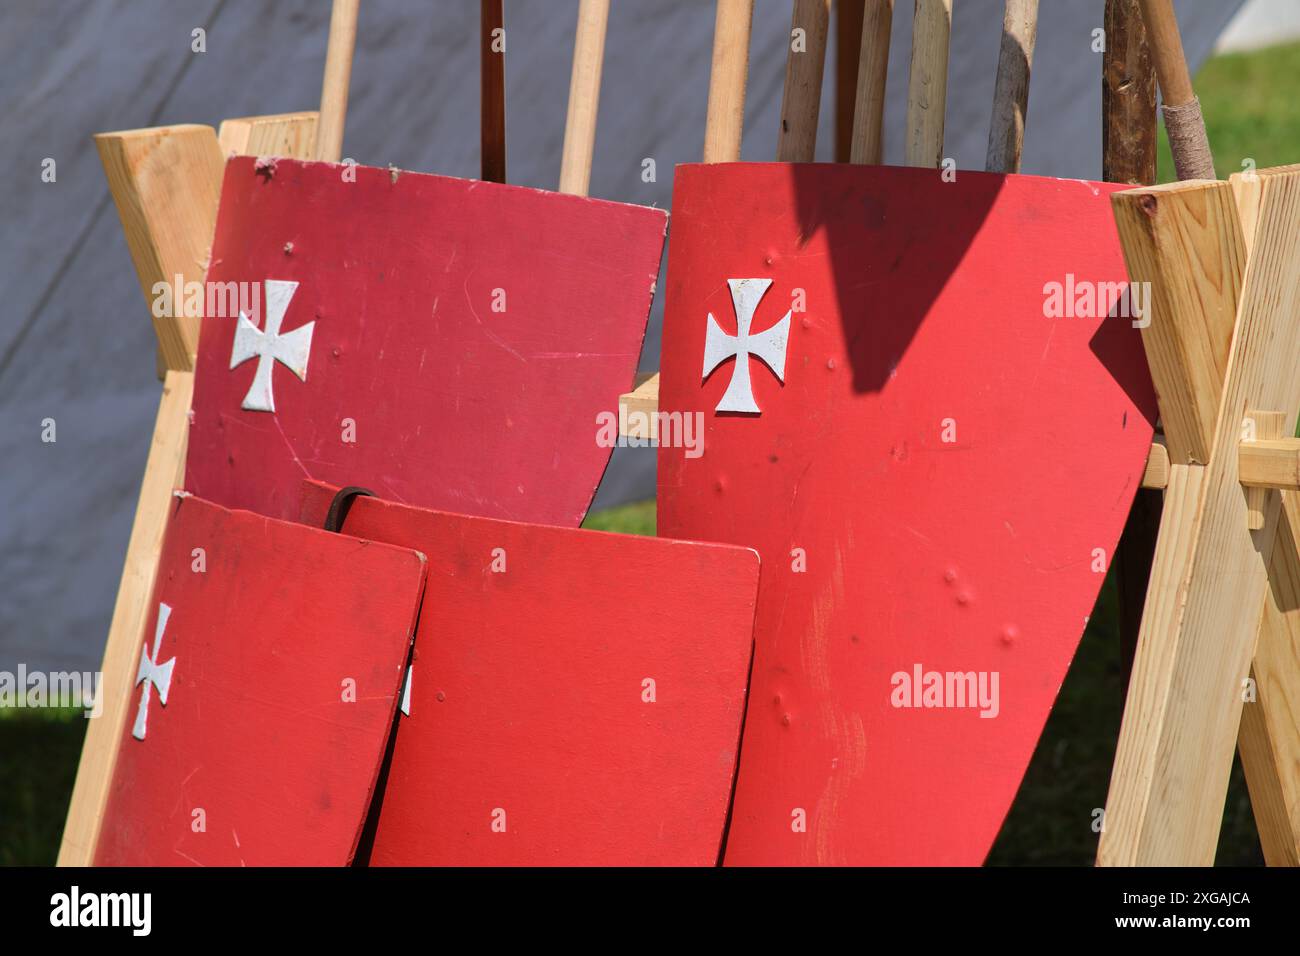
[3,40,1294,867]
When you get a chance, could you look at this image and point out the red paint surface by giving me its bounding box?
[95,494,426,866]
[657,164,1156,865]
[188,157,665,524]
[299,481,759,866]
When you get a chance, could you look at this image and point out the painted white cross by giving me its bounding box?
[702,278,791,414]
[132,602,176,741]
[230,279,314,412]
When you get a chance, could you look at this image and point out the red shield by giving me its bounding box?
[94,494,426,866]
[657,164,1156,865]
[187,157,666,524]
[299,481,759,866]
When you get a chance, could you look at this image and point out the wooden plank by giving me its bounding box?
[704,0,755,164]
[1242,416,1289,530]
[985,0,1038,174]
[558,0,609,196]
[94,125,225,372]
[314,0,360,162]
[904,0,951,168]
[217,111,319,158]
[94,494,426,866]
[1141,439,1169,489]
[1111,180,1245,465]
[1100,164,1300,865]
[57,370,193,866]
[850,0,894,165]
[619,373,661,442]
[1239,490,1300,865]
[480,0,507,183]
[776,0,832,163]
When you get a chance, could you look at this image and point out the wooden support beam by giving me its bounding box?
[1141,439,1169,489]
[218,111,319,158]
[58,371,193,865]
[834,1,866,163]
[1110,180,1245,465]
[1239,489,1300,865]
[1100,164,1300,866]
[94,125,225,373]
[1240,435,1300,493]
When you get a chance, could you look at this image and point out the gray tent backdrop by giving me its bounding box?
[1,0,1243,672]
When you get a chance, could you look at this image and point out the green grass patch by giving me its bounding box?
[0,707,86,866]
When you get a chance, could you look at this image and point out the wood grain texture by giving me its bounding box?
[1100,164,1300,866]
[850,0,894,165]
[1243,413,1287,529]
[314,0,360,162]
[659,164,1155,864]
[1141,439,1169,489]
[1136,0,1195,107]
[834,0,865,163]
[94,494,426,866]
[1102,0,1157,186]
[1111,181,1245,465]
[480,0,507,183]
[776,0,832,163]
[985,0,1038,174]
[94,125,225,372]
[558,0,609,196]
[1240,490,1300,865]
[619,373,661,442]
[217,112,319,159]
[57,371,194,866]
[296,482,760,866]
[703,0,755,164]
[186,157,665,525]
[904,0,951,168]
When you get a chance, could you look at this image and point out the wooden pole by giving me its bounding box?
[1137,0,1214,179]
[834,1,866,163]
[984,0,1038,174]
[558,0,610,197]
[481,0,507,183]
[703,0,755,164]
[1102,0,1157,185]
[1102,0,1160,697]
[777,0,832,162]
[314,0,361,163]
[617,0,754,427]
[904,0,951,169]
[849,0,893,165]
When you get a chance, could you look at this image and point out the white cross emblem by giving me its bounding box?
[132,602,176,741]
[702,278,791,414]
[230,279,314,412]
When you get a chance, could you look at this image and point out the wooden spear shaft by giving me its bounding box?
[558,0,610,197]
[481,0,506,183]
[985,0,1038,173]
[315,0,361,163]
[850,0,894,165]
[1137,0,1215,179]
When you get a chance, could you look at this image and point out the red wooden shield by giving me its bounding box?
[187,157,666,524]
[657,163,1156,865]
[299,480,759,866]
[94,494,426,866]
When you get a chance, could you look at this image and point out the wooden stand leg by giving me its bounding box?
[1100,165,1300,866]
[58,112,320,867]
[58,370,192,865]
